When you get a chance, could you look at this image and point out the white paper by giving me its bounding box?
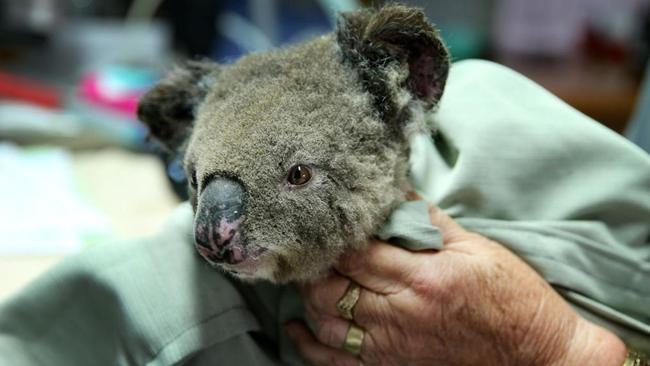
[0,144,110,254]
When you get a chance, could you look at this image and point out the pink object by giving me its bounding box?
[78,72,143,117]
[493,0,647,57]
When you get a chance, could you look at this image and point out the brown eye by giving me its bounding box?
[287,164,312,186]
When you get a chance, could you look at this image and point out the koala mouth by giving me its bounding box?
[196,243,268,275]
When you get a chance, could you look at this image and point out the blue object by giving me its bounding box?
[626,62,650,154]
[210,0,341,62]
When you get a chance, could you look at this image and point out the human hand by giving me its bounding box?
[287,203,627,366]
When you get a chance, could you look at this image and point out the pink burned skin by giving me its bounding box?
[213,217,242,249]
[195,217,242,261]
[194,215,268,275]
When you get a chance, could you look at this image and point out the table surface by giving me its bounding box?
[0,149,180,301]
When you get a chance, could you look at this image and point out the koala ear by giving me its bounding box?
[336,5,450,122]
[137,61,219,151]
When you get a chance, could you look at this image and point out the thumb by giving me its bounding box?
[426,204,471,245]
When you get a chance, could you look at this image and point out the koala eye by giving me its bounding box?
[287,164,312,186]
[189,170,198,189]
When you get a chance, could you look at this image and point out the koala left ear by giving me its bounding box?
[336,5,450,122]
[137,60,219,152]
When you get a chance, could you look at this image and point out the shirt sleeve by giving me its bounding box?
[407,59,650,352]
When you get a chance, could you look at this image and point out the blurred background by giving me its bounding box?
[1,0,650,298]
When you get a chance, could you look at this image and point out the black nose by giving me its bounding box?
[194,177,247,264]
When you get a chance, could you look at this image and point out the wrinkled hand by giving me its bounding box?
[287,203,626,366]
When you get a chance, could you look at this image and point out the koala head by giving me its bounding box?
[138,5,449,283]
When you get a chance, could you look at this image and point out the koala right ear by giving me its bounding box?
[336,5,450,124]
[137,61,219,151]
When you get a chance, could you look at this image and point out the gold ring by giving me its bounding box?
[624,349,650,366]
[336,282,361,320]
[343,323,365,356]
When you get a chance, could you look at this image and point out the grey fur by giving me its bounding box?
[138,5,450,283]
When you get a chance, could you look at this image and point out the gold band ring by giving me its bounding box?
[336,282,361,320]
[623,349,650,366]
[343,323,365,356]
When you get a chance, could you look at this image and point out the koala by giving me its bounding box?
[137,5,450,283]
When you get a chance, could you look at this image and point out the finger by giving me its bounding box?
[301,273,350,319]
[312,315,353,349]
[335,241,417,294]
[285,321,360,366]
[426,204,471,245]
[302,274,391,327]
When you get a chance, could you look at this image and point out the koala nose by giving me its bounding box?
[194,177,247,265]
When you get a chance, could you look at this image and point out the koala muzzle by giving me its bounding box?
[194,177,247,265]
